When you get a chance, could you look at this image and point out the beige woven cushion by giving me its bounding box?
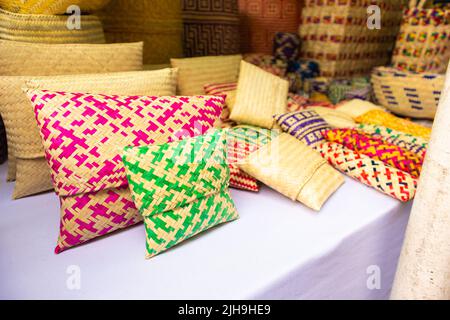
[0,0,111,14]
[336,99,385,119]
[239,133,344,211]
[1,69,176,199]
[0,8,105,44]
[170,54,242,95]
[230,60,289,129]
[0,40,143,182]
[309,107,357,128]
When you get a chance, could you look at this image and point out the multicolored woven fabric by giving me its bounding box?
[317,142,418,202]
[182,0,240,57]
[328,78,371,104]
[355,110,432,140]
[243,53,287,78]
[323,128,423,178]
[285,60,320,93]
[122,130,238,258]
[274,110,331,147]
[273,32,301,62]
[27,90,223,252]
[357,123,427,159]
[226,125,277,192]
[204,82,238,128]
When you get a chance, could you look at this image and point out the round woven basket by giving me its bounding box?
[371,66,444,119]
[0,8,105,44]
[0,0,111,15]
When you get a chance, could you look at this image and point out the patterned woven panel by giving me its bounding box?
[274,110,331,147]
[0,0,111,14]
[171,54,242,95]
[317,142,417,202]
[239,0,301,54]
[204,82,238,128]
[13,158,53,199]
[273,32,301,62]
[230,61,289,128]
[28,91,224,197]
[299,0,404,77]
[240,133,344,211]
[99,0,183,64]
[323,128,423,178]
[122,130,238,258]
[56,186,141,253]
[226,125,277,192]
[357,123,427,159]
[355,110,432,140]
[0,8,105,44]
[182,0,240,57]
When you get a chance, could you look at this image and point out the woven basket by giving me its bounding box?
[230,61,289,129]
[0,40,143,182]
[299,0,404,77]
[371,66,445,119]
[0,8,105,44]
[0,69,177,199]
[239,133,344,211]
[239,0,301,54]
[0,0,111,14]
[99,0,183,64]
[392,0,450,73]
[182,0,240,57]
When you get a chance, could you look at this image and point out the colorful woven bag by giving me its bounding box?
[371,66,444,119]
[274,110,331,147]
[122,130,239,259]
[328,78,371,105]
[26,90,223,253]
[273,32,301,62]
[355,109,432,140]
[230,61,289,129]
[317,142,418,202]
[357,123,428,159]
[239,133,344,211]
[285,60,320,94]
[323,128,423,178]
[226,125,277,192]
[392,0,450,73]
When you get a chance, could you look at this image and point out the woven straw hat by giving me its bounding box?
[0,0,111,15]
[0,8,105,44]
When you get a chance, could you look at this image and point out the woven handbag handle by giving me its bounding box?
[409,0,428,9]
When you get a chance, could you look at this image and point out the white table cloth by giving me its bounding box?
[0,163,411,299]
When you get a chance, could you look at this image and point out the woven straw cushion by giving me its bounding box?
[323,128,423,178]
[26,90,223,253]
[239,133,344,211]
[308,107,356,129]
[170,54,242,95]
[318,142,417,202]
[274,110,331,147]
[123,130,239,258]
[1,69,177,199]
[355,110,432,140]
[230,61,289,129]
[226,125,277,192]
[336,99,385,119]
[357,123,427,159]
[0,40,143,182]
[0,8,105,44]
[0,0,111,14]
[204,82,237,128]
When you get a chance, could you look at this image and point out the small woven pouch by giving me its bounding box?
[122,130,239,259]
[317,142,418,202]
[355,109,432,140]
[323,128,423,178]
[239,133,344,211]
[26,90,223,253]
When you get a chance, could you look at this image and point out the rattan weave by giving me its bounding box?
[0,0,111,14]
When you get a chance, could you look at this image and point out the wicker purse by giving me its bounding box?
[0,8,105,44]
[123,130,239,259]
[392,0,450,73]
[0,40,143,182]
[239,133,344,211]
[26,90,223,253]
[371,66,445,119]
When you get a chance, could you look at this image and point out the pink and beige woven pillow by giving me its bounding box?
[26,90,223,253]
[203,82,237,128]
